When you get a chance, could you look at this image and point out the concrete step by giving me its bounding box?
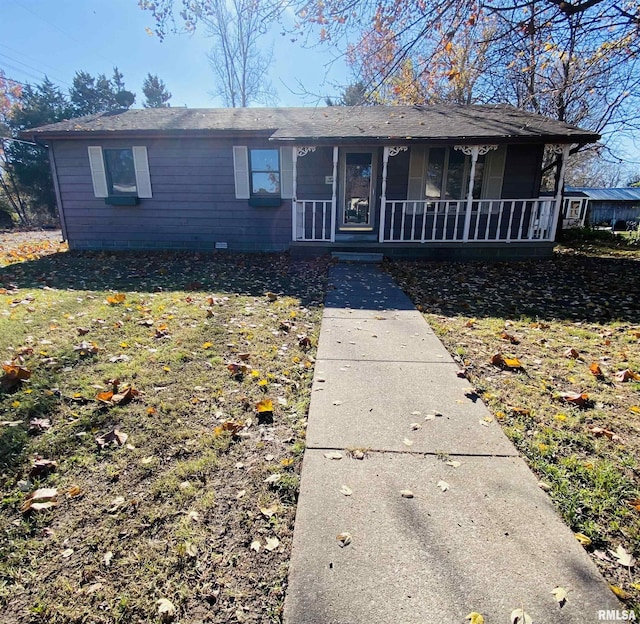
[331,251,384,263]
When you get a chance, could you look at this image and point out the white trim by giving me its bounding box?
[232,146,250,199]
[331,146,338,242]
[88,146,108,198]
[280,146,294,199]
[132,146,152,198]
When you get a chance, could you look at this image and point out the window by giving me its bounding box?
[232,146,293,202]
[88,146,152,201]
[249,149,280,196]
[104,148,137,195]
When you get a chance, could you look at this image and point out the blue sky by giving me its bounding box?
[2,0,349,107]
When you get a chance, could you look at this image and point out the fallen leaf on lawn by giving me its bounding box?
[103,551,113,566]
[264,474,282,484]
[28,418,51,433]
[491,353,522,369]
[559,391,589,407]
[465,319,476,328]
[29,458,57,478]
[298,336,312,349]
[630,406,640,414]
[157,598,176,622]
[446,460,462,468]
[551,586,568,607]
[185,542,197,557]
[324,451,343,460]
[213,420,244,437]
[265,292,278,301]
[107,496,126,513]
[615,369,640,382]
[227,362,249,376]
[609,585,630,599]
[76,327,90,335]
[589,362,605,378]
[260,504,279,518]
[500,331,520,344]
[202,341,213,349]
[610,544,635,568]
[466,613,484,624]
[256,398,273,413]
[106,293,126,305]
[437,480,449,492]
[67,485,83,498]
[250,540,261,552]
[61,548,74,558]
[587,426,622,443]
[1,363,31,391]
[336,532,352,547]
[564,347,580,359]
[73,340,99,355]
[339,485,353,496]
[110,386,139,405]
[96,428,128,448]
[21,487,58,513]
[265,537,280,551]
[628,499,640,512]
[510,608,532,624]
[187,511,201,522]
[574,532,591,546]
[400,489,414,498]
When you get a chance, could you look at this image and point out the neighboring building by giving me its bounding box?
[23,105,599,259]
[562,187,640,229]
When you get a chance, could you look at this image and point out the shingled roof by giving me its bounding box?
[23,104,599,145]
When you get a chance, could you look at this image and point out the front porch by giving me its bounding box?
[289,143,571,254]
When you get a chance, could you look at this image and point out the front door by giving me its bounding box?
[339,150,376,232]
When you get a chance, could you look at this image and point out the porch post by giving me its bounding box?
[462,146,479,242]
[331,146,338,242]
[291,146,298,242]
[455,144,498,242]
[380,147,390,243]
[550,144,572,242]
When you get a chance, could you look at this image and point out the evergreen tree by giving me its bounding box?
[142,74,172,108]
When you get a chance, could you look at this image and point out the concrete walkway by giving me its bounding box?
[284,263,620,624]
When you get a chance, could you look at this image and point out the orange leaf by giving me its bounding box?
[589,362,604,378]
[628,498,640,512]
[106,293,126,305]
[96,391,114,403]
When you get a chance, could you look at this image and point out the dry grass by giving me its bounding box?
[0,245,329,624]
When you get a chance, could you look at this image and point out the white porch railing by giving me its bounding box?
[293,200,333,242]
[380,198,557,243]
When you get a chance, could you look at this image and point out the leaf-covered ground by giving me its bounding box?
[387,242,640,609]
[0,242,329,623]
[0,230,67,267]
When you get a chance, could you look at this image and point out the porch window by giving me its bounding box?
[249,149,280,196]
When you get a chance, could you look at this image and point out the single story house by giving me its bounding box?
[562,187,640,229]
[23,105,599,259]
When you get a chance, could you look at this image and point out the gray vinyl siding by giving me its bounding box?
[53,137,293,251]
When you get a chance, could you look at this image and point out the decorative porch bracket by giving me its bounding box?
[547,143,574,242]
[380,146,408,243]
[455,145,498,242]
[291,146,317,242]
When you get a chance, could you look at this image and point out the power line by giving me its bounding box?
[0,51,72,87]
[0,42,71,81]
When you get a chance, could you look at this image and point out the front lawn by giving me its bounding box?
[0,246,328,623]
[387,241,640,609]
